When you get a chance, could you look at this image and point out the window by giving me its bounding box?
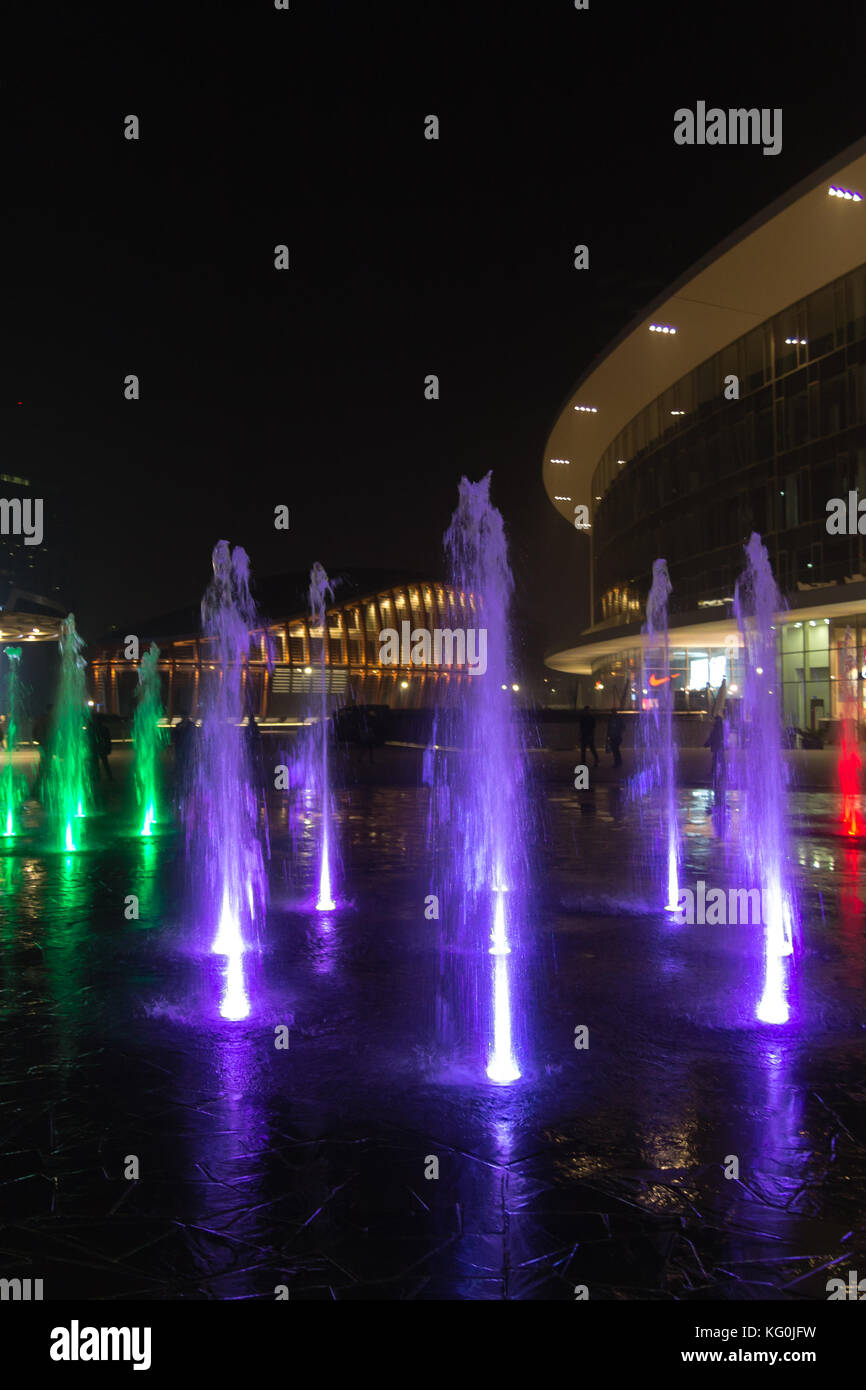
[807,285,835,358]
[719,339,741,388]
[845,266,866,343]
[696,356,717,405]
[756,406,773,458]
[812,459,835,514]
[775,314,800,376]
[744,328,765,392]
[784,475,799,529]
[821,375,846,436]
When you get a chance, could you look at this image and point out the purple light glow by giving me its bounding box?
[434,473,530,1084]
[486,951,520,1084]
[309,563,337,913]
[638,560,681,914]
[734,534,798,1025]
[316,823,336,912]
[184,542,268,1021]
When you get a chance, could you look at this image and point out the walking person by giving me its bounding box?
[32,703,54,799]
[245,712,264,786]
[93,713,113,781]
[172,711,196,802]
[606,708,625,768]
[578,705,600,769]
[704,714,726,794]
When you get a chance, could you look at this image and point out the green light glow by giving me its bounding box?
[45,616,92,851]
[2,647,24,836]
[133,644,168,837]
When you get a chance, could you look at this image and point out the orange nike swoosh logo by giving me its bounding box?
[648,672,681,686]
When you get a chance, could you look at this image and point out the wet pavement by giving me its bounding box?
[1,747,865,1300]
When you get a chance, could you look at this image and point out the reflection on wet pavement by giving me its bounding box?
[1,773,864,1299]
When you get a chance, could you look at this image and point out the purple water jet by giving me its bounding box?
[309,563,336,911]
[184,542,267,1020]
[637,559,680,912]
[434,473,529,1083]
[733,533,797,1024]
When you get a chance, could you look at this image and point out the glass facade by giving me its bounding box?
[586,616,866,735]
[590,644,744,716]
[591,262,866,625]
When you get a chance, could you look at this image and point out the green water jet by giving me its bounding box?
[2,646,24,836]
[133,644,168,835]
[46,616,92,851]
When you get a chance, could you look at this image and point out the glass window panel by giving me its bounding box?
[807,285,835,357]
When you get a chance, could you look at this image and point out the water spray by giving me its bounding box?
[309,563,336,912]
[133,644,168,836]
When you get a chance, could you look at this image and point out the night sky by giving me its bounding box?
[5,2,866,678]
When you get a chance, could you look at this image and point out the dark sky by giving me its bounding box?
[4,1,866,674]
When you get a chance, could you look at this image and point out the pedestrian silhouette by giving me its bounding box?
[578,705,600,768]
[606,708,625,768]
[704,714,726,794]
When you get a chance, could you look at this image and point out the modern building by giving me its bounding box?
[544,136,866,734]
[0,470,66,644]
[92,570,484,720]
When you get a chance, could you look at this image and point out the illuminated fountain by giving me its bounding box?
[133,643,168,836]
[637,559,680,912]
[433,473,528,1084]
[46,616,91,852]
[733,533,796,1024]
[309,563,336,912]
[1,646,24,836]
[838,626,862,838]
[184,542,267,1020]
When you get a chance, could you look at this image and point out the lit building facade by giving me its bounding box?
[92,573,482,720]
[544,138,866,733]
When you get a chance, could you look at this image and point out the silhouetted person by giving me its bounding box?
[358,704,378,763]
[246,713,265,784]
[32,703,54,797]
[704,715,726,792]
[606,709,625,768]
[92,713,113,781]
[172,711,196,794]
[578,705,599,768]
